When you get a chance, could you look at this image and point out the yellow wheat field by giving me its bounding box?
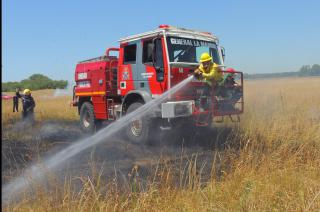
[2,77,320,211]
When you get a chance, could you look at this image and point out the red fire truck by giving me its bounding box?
[72,25,243,143]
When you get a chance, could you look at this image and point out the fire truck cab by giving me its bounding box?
[73,25,243,143]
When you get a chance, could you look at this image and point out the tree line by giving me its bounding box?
[244,64,320,79]
[2,74,68,92]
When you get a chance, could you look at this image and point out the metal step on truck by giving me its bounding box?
[72,25,244,144]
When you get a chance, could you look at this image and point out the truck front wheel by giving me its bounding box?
[80,102,98,134]
[125,102,153,144]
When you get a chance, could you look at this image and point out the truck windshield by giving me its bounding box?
[166,36,221,65]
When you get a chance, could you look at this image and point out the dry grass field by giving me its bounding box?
[2,77,320,211]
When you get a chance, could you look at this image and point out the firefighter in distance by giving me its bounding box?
[16,88,36,123]
[13,88,19,112]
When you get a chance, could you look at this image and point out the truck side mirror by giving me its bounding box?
[152,38,165,82]
[221,46,226,62]
[155,66,164,82]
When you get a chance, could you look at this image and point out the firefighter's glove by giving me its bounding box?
[194,69,202,80]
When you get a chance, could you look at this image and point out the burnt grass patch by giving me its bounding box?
[2,119,239,189]
[2,120,83,182]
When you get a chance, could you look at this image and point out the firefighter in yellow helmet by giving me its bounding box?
[194,52,223,86]
[193,53,224,114]
[15,88,36,123]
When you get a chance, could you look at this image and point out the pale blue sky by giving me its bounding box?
[2,0,320,82]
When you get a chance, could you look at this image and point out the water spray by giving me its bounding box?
[2,76,194,205]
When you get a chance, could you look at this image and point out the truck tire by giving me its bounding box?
[80,102,97,134]
[125,102,153,144]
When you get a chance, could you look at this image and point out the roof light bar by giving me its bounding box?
[159,24,170,29]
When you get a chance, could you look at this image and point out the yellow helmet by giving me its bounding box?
[23,89,31,95]
[200,53,212,63]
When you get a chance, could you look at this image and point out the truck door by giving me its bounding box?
[118,42,137,95]
[139,38,165,95]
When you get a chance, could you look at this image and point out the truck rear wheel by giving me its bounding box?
[80,102,97,134]
[125,102,153,144]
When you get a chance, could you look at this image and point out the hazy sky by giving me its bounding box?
[2,0,320,82]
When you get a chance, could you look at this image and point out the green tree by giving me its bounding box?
[311,64,320,75]
[2,74,68,92]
